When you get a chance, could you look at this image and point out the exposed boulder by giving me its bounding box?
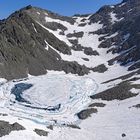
[77,108,98,120]
[0,121,25,137]
[91,64,108,73]
[67,31,84,38]
[84,48,99,56]
[34,129,48,136]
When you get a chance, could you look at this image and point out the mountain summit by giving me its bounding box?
[0,5,89,80]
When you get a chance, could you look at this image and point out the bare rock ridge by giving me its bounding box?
[0,6,88,80]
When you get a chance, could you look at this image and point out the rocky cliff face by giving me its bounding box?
[0,6,88,80]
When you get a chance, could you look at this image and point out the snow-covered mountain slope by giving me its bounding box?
[0,0,140,139]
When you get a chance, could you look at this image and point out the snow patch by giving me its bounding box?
[130,88,140,94]
[37,12,40,15]
[32,23,37,33]
[119,2,126,7]
[110,12,123,24]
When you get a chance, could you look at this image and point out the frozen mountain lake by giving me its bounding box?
[0,72,98,125]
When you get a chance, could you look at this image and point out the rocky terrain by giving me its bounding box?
[0,0,140,139]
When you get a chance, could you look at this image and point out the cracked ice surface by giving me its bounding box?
[0,72,97,126]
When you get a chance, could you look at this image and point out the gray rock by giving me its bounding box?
[34,129,48,136]
[47,125,53,130]
[89,103,106,107]
[91,81,139,101]
[122,133,126,137]
[78,23,87,27]
[71,44,84,51]
[91,64,108,73]
[67,32,84,38]
[132,104,140,108]
[68,39,78,45]
[44,22,67,31]
[84,48,99,56]
[11,122,25,131]
[61,61,89,76]
[0,113,8,116]
[77,108,98,120]
[82,58,89,61]
[0,121,25,137]
[66,124,81,129]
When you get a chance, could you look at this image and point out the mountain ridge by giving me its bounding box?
[0,1,140,139]
[0,0,140,79]
[0,0,140,80]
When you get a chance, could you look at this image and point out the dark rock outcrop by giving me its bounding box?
[61,61,89,76]
[34,129,48,136]
[132,104,140,108]
[84,48,99,56]
[67,32,84,38]
[77,108,98,120]
[89,103,106,108]
[91,81,139,101]
[0,121,25,137]
[91,64,108,73]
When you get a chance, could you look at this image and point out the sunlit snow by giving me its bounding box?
[0,72,97,126]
